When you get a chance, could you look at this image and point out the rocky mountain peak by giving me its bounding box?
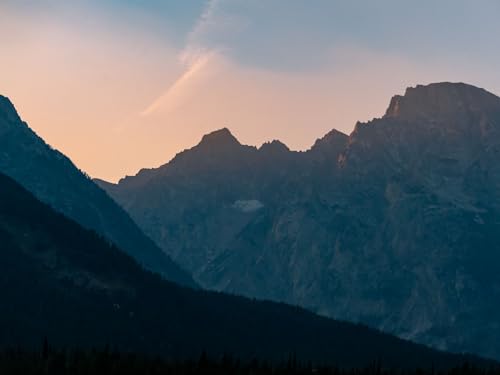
[313,129,348,147]
[259,140,290,154]
[384,82,500,121]
[309,129,349,156]
[198,127,241,150]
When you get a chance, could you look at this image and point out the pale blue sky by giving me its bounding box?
[5,0,500,70]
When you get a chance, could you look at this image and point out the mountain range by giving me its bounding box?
[1,168,483,369]
[98,82,500,360]
[0,95,194,288]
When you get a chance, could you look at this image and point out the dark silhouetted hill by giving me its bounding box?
[0,95,194,287]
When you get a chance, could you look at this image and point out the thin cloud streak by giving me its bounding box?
[141,0,224,116]
[141,51,215,116]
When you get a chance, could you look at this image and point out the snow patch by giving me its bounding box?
[232,199,264,213]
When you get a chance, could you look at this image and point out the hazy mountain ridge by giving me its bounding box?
[98,82,500,359]
[0,95,195,287]
[0,171,485,369]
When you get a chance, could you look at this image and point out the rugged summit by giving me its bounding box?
[198,127,241,149]
[309,129,349,162]
[385,82,500,121]
[259,140,290,154]
[0,95,195,287]
[98,83,500,359]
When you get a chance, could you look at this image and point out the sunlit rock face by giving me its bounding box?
[99,82,500,360]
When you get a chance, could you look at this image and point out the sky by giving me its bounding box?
[1,1,500,182]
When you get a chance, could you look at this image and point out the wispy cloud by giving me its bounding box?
[186,0,221,47]
[141,0,229,116]
[141,50,217,116]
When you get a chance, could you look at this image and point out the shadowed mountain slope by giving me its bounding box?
[0,95,194,287]
[0,171,489,369]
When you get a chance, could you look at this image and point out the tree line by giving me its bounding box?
[0,342,498,375]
